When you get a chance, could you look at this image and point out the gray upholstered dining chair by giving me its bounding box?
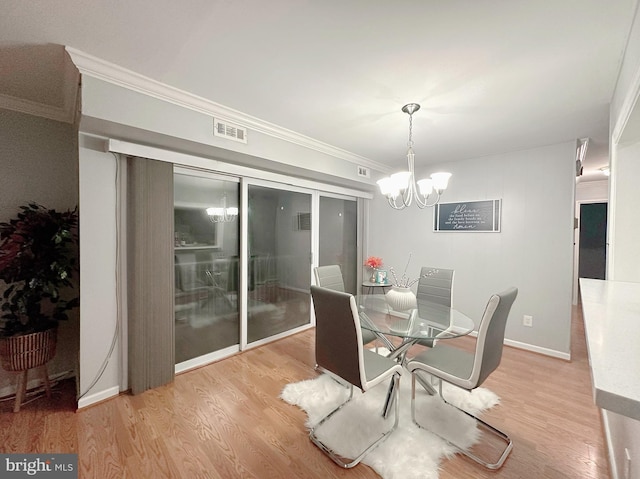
[415,267,454,348]
[313,265,379,347]
[314,264,346,292]
[309,285,403,468]
[416,266,454,305]
[407,287,518,470]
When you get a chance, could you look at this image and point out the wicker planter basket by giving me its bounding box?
[0,326,58,372]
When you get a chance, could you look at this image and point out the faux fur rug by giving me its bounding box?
[281,371,499,479]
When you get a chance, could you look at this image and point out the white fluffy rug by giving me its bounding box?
[281,371,499,479]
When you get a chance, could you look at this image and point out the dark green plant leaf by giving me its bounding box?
[0,203,79,335]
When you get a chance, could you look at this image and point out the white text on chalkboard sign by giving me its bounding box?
[434,199,501,232]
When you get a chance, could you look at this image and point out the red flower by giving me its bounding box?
[364,256,383,268]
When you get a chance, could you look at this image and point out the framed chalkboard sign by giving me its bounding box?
[434,199,501,232]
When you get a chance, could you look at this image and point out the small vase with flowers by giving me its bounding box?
[364,256,383,283]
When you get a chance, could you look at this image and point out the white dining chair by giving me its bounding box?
[416,266,454,306]
[415,267,454,348]
[309,285,403,468]
[407,287,518,470]
[313,265,379,347]
[313,264,345,292]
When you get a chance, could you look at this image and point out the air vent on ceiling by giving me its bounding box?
[213,119,248,144]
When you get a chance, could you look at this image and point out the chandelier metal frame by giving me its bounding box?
[377,103,451,210]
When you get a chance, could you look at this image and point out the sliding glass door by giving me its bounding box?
[318,195,358,294]
[174,171,240,367]
[120,147,366,391]
[171,167,359,366]
[247,183,312,343]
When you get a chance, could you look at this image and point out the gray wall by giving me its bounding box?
[368,141,576,357]
[78,76,384,191]
[0,108,79,395]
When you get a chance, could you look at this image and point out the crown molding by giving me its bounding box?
[0,93,69,123]
[65,47,390,172]
[0,53,79,124]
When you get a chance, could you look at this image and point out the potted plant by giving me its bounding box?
[0,203,79,379]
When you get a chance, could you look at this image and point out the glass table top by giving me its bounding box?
[356,294,476,341]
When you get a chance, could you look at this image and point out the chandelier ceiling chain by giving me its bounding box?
[377,103,451,210]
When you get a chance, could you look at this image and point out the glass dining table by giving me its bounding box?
[357,294,476,354]
[355,294,477,416]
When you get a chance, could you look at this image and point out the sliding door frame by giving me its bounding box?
[108,140,372,385]
[173,167,242,373]
[242,177,316,349]
[313,191,362,295]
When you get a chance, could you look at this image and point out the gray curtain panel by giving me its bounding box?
[127,156,175,394]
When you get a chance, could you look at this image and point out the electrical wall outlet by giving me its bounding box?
[523,315,533,327]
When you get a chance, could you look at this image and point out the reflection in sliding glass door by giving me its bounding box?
[174,172,240,366]
[318,195,358,294]
[247,184,311,343]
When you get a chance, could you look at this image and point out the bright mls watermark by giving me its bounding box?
[0,454,77,478]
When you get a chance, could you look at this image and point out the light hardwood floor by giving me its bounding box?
[0,304,609,479]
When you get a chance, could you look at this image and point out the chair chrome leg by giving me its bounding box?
[381,375,397,418]
[410,375,513,470]
[411,369,437,395]
[310,373,401,468]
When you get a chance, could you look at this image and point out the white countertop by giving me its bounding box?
[579,278,640,421]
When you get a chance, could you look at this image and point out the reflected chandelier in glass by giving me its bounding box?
[377,103,451,209]
[206,194,238,223]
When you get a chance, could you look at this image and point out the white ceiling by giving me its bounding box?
[1,0,636,181]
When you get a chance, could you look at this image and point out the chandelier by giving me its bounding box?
[206,194,238,223]
[377,103,451,209]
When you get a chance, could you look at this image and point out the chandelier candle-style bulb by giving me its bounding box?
[206,207,225,217]
[377,177,399,199]
[430,172,452,192]
[206,193,238,223]
[416,178,433,196]
[377,103,451,209]
[390,171,411,191]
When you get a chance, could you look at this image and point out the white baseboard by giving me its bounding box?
[77,385,120,409]
[503,337,571,360]
[463,331,572,360]
[0,369,75,399]
[601,410,619,479]
[379,310,572,360]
